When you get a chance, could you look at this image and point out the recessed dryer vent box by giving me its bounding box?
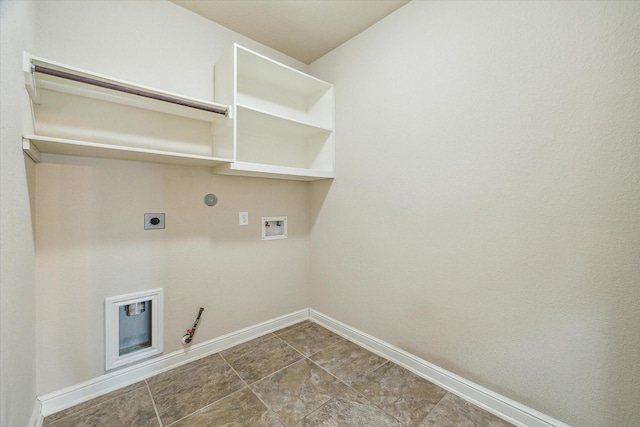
[105,289,163,370]
[262,217,287,240]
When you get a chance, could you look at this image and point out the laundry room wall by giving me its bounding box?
[309,2,640,426]
[32,0,312,395]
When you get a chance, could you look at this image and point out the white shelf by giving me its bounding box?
[213,161,334,181]
[23,53,232,167]
[237,47,330,97]
[235,107,332,170]
[25,54,229,121]
[236,102,332,132]
[23,135,231,167]
[236,47,333,130]
[214,44,335,180]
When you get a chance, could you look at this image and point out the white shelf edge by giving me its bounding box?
[213,161,334,181]
[236,103,333,133]
[23,135,232,168]
[22,138,41,163]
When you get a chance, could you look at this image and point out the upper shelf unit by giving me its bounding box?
[22,52,233,167]
[213,44,334,181]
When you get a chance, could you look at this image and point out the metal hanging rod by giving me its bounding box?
[32,64,228,117]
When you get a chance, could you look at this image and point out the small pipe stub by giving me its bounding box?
[182,307,204,345]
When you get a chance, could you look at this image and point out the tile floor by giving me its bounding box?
[43,321,514,426]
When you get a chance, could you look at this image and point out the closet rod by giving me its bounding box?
[32,64,229,117]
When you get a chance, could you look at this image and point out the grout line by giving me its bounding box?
[411,391,453,427]
[159,354,251,427]
[145,380,163,427]
[308,339,390,387]
[305,357,411,425]
[243,353,307,391]
[219,352,252,390]
[225,332,306,387]
[292,397,329,425]
[272,331,309,358]
[304,335,346,359]
[42,383,147,426]
[219,353,288,425]
[149,354,247,427]
[247,355,337,427]
[272,319,310,336]
[220,332,277,366]
[162,387,249,427]
[272,322,347,360]
[307,334,347,354]
[247,356,306,388]
[418,391,450,424]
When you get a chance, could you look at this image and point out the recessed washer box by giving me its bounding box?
[262,216,287,240]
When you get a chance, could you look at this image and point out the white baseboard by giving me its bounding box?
[38,307,569,427]
[28,399,43,427]
[38,308,309,417]
[309,309,571,427]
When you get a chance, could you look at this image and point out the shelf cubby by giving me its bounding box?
[23,53,232,166]
[213,44,334,180]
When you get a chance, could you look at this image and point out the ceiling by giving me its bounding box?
[170,0,409,64]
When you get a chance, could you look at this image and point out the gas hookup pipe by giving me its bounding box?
[182,307,204,345]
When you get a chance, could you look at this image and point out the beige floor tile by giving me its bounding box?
[273,321,311,336]
[352,362,447,425]
[147,354,244,426]
[43,325,514,427]
[44,385,158,427]
[170,387,283,427]
[146,354,218,386]
[220,334,275,365]
[277,323,344,357]
[251,359,346,426]
[309,340,387,386]
[221,334,304,384]
[297,393,401,427]
[417,392,514,427]
[43,381,147,425]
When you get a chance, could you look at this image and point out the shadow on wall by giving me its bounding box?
[33,155,313,250]
[308,178,333,230]
[25,154,37,243]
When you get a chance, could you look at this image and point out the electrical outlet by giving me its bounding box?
[239,212,249,226]
[144,213,165,230]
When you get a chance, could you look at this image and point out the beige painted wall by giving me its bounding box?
[309,2,640,426]
[32,1,311,395]
[0,1,37,425]
[8,0,639,424]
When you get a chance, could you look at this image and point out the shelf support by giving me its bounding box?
[22,138,41,163]
[23,52,40,103]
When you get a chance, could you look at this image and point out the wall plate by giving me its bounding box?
[144,213,165,230]
[239,212,249,226]
[262,216,287,240]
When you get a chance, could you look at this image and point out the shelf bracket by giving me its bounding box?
[23,52,40,104]
[22,137,41,163]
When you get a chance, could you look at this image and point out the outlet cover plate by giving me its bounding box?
[144,213,165,230]
[239,212,249,226]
